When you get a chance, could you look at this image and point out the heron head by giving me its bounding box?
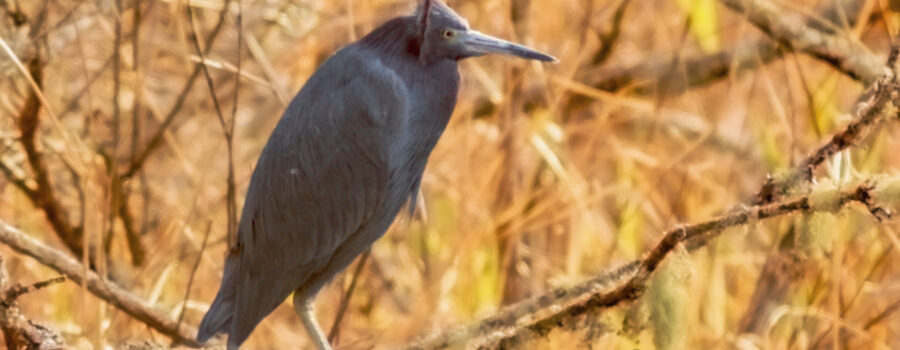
[416,0,557,63]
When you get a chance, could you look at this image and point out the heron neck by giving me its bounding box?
[358,16,416,58]
[358,16,442,65]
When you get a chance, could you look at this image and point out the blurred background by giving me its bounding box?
[0,0,899,348]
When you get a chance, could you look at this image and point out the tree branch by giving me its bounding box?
[401,261,640,349]
[406,181,889,349]
[13,52,86,262]
[584,41,782,96]
[719,0,883,84]
[492,184,888,348]
[0,256,64,349]
[0,221,202,347]
[754,44,900,204]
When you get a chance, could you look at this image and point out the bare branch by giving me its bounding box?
[754,44,900,204]
[1,276,66,306]
[0,221,202,347]
[0,160,36,198]
[584,41,782,96]
[863,298,900,330]
[402,261,640,349]
[13,53,86,261]
[226,0,242,245]
[719,0,883,84]
[587,0,629,67]
[0,256,64,349]
[118,188,145,266]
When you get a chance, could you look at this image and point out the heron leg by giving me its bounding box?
[293,292,333,350]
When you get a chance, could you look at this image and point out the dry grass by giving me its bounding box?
[0,0,899,348]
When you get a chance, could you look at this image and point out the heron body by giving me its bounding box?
[197,1,555,348]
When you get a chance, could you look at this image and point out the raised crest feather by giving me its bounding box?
[417,0,434,64]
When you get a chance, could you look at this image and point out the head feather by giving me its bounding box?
[417,0,434,64]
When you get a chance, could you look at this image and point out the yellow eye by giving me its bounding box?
[441,29,455,39]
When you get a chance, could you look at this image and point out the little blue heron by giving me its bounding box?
[197,0,555,348]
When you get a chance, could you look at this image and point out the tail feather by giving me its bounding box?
[197,293,234,342]
[197,258,238,342]
[198,251,302,347]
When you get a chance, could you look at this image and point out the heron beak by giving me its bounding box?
[462,30,558,63]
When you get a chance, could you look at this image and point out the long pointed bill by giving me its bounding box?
[462,30,558,63]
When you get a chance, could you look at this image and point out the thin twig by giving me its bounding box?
[131,0,142,163]
[118,188,145,266]
[122,0,234,179]
[0,6,85,160]
[106,0,144,267]
[1,276,66,306]
[808,244,895,348]
[226,0,242,245]
[58,0,156,124]
[0,160,36,198]
[187,3,227,130]
[187,0,239,245]
[174,221,212,345]
[117,0,148,267]
[328,249,370,343]
[112,0,122,157]
[863,298,900,330]
[588,0,629,67]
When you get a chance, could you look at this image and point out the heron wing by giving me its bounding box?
[215,48,408,344]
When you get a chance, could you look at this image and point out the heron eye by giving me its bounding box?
[441,29,456,39]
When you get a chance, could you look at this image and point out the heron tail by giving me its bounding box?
[197,258,238,343]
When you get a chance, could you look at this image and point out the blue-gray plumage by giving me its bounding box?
[197,0,555,348]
